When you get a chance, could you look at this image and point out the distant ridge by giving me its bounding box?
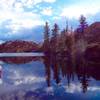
[0,40,41,53]
[85,22,100,43]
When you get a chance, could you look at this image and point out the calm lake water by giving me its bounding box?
[0,53,100,100]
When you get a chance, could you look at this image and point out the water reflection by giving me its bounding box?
[0,65,3,84]
[43,53,100,93]
[0,56,43,64]
[0,53,99,97]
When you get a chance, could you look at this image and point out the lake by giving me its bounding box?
[0,53,44,57]
[0,53,100,100]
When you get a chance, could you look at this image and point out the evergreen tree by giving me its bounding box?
[44,22,50,41]
[65,20,69,33]
[77,15,88,33]
[52,23,59,38]
[51,23,59,52]
[43,22,50,52]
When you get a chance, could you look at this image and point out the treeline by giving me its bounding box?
[43,15,88,56]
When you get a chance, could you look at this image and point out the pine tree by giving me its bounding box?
[76,15,88,54]
[52,23,59,38]
[43,22,50,53]
[77,15,88,34]
[51,23,59,53]
[65,20,69,33]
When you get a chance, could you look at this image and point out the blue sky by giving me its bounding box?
[0,0,100,43]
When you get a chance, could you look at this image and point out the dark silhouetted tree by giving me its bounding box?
[44,55,51,87]
[77,15,88,34]
[43,22,50,53]
[52,23,59,39]
[50,23,59,53]
[65,20,69,32]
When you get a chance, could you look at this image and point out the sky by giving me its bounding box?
[0,0,100,43]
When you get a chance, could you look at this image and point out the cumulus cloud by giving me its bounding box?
[0,0,56,37]
[61,2,100,19]
[0,11,44,38]
[0,0,44,42]
[8,13,43,27]
[43,0,56,3]
[19,0,56,7]
[0,0,44,26]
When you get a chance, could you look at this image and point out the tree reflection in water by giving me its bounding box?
[0,53,100,93]
[43,52,100,93]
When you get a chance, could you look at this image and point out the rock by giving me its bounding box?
[84,45,100,63]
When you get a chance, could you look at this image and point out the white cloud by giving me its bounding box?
[43,0,56,3]
[33,0,56,4]
[61,3,100,19]
[0,0,44,34]
[41,7,53,16]
[53,16,61,20]
[14,2,24,12]
[0,11,44,34]
[0,0,55,32]
[21,0,56,7]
